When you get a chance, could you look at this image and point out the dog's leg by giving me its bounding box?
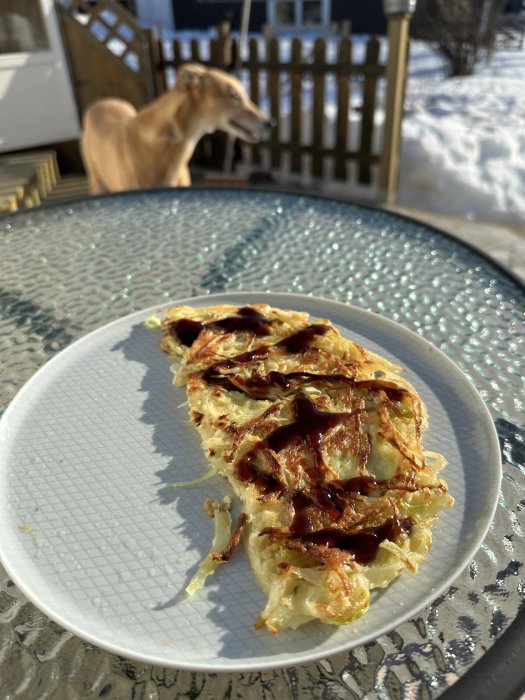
[179,166,191,187]
[80,135,105,195]
[167,165,191,187]
[88,171,105,195]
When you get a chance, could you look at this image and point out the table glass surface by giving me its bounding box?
[0,188,523,699]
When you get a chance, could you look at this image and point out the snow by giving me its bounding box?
[398,41,525,225]
[249,36,525,225]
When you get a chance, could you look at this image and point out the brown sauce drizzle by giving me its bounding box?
[169,311,416,563]
[290,477,377,534]
[289,475,418,535]
[298,518,411,564]
[168,306,271,347]
[207,370,356,399]
[234,453,283,495]
[260,516,412,564]
[264,393,349,455]
[233,393,350,493]
[213,306,271,336]
[355,379,410,403]
[204,368,411,405]
[277,324,330,353]
[230,391,414,561]
[168,318,204,347]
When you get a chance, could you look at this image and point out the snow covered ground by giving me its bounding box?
[245,35,524,226]
[398,41,525,225]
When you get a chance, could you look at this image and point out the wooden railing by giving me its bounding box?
[57,0,156,114]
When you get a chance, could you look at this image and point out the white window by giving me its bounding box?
[267,0,330,28]
[0,0,50,54]
[0,0,80,152]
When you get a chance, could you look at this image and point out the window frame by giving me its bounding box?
[267,0,330,29]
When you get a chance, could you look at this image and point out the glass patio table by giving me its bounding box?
[0,188,523,699]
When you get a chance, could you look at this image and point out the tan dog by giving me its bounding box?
[80,63,271,193]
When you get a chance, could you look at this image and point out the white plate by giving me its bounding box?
[0,292,501,671]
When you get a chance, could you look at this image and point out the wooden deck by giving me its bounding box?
[0,151,89,213]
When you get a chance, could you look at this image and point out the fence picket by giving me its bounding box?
[210,22,233,69]
[190,38,201,63]
[311,38,326,178]
[146,30,167,96]
[334,37,352,180]
[267,37,281,170]
[358,36,381,184]
[173,40,184,69]
[248,38,262,165]
[290,38,302,174]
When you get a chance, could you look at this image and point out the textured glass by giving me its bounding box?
[0,189,523,699]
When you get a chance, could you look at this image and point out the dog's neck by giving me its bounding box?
[130,90,215,185]
[134,90,212,146]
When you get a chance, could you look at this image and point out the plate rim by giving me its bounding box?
[0,291,502,671]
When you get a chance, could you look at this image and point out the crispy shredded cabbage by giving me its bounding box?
[186,497,232,595]
[149,303,454,632]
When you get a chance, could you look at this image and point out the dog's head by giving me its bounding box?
[175,63,273,143]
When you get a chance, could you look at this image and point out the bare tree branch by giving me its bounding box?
[411,0,508,76]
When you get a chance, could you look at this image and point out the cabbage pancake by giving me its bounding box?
[149,303,453,633]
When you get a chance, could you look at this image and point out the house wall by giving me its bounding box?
[172,2,267,32]
[171,0,386,33]
[0,0,80,153]
[135,0,175,31]
[331,0,386,34]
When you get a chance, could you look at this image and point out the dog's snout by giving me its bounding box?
[263,117,276,133]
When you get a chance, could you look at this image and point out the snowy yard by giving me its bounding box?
[399,41,525,225]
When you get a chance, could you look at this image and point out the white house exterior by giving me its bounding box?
[0,0,80,153]
[134,0,175,32]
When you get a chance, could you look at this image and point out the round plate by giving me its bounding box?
[0,292,501,671]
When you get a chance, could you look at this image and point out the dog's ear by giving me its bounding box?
[176,64,206,93]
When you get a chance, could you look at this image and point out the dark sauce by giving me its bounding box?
[301,518,412,564]
[168,306,271,347]
[213,306,271,336]
[336,475,377,495]
[174,312,415,563]
[291,487,345,531]
[265,393,348,455]
[201,370,239,393]
[234,452,283,494]
[277,324,330,353]
[212,345,269,370]
[355,379,409,402]
[234,394,350,494]
[204,368,356,399]
[168,318,203,347]
[290,477,377,534]
[246,371,355,397]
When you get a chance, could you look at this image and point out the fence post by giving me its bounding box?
[210,22,233,69]
[358,36,381,185]
[248,38,262,165]
[267,37,281,170]
[144,28,167,97]
[378,8,413,204]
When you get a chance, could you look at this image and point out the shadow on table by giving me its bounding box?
[112,321,336,659]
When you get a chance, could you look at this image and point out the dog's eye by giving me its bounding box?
[229,89,241,102]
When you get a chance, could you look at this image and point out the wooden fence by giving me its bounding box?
[58,1,412,202]
[58,0,156,116]
[149,19,410,201]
